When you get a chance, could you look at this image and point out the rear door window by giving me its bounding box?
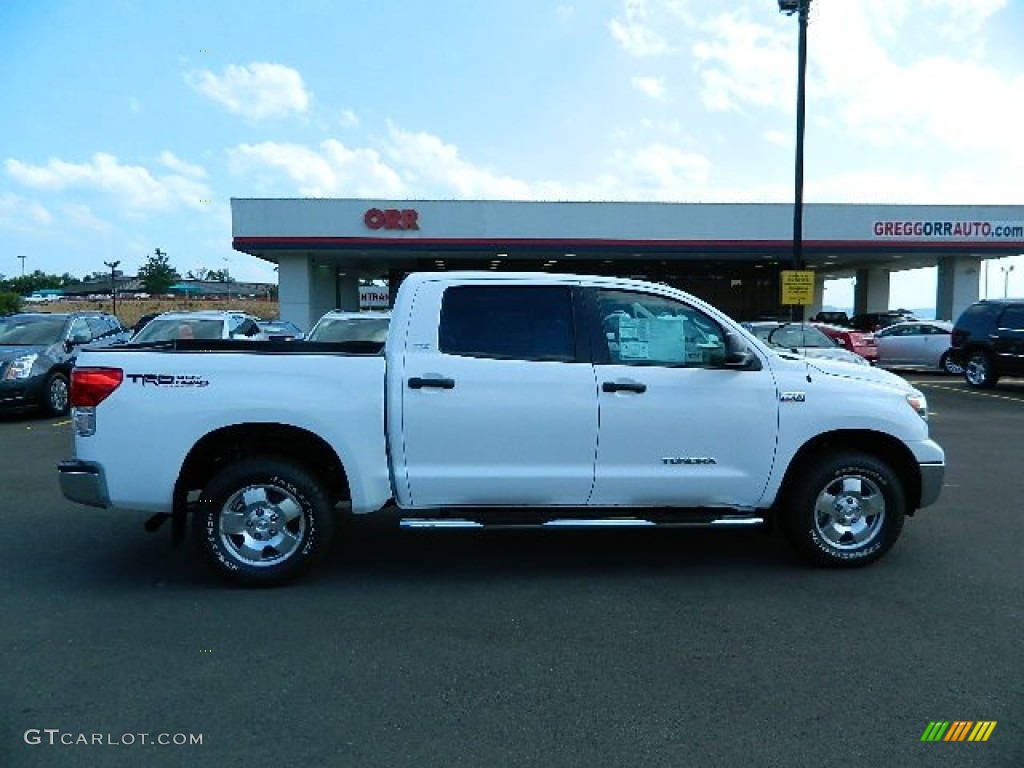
[438,285,576,362]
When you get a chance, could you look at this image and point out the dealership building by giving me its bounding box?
[230,198,1024,330]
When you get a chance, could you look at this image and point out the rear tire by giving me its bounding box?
[964,350,998,388]
[193,458,334,586]
[939,352,963,376]
[781,452,905,568]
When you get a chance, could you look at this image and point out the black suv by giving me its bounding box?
[950,299,1024,388]
[0,311,130,416]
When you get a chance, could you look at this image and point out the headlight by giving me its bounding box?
[2,353,39,380]
[906,391,928,421]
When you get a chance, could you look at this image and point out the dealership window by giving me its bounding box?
[439,285,576,362]
[595,289,726,368]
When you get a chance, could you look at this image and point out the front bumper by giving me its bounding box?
[918,463,945,509]
[0,374,46,412]
[58,460,110,508]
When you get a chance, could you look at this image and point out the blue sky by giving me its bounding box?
[2,0,1022,309]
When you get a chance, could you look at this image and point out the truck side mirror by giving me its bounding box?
[720,332,761,370]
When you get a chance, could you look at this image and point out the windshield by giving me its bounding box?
[754,324,835,349]
[0,316,66,346]
[307,317,389,343]
[133,318,224,342]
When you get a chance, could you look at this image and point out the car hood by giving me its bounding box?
[792,347,869,366]
[0,344,48,362]
[804,356,915,391]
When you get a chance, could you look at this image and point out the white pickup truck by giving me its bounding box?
[59,272,945,585]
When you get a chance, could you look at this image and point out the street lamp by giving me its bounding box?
[779,0,811,321]
[1002,264,1015,298]
[103,260,121,316]
[18,255,27,277]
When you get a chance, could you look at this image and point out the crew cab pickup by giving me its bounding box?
[58,273,945,585]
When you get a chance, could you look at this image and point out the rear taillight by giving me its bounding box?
[71,367,124,407]
[950,329,967,348]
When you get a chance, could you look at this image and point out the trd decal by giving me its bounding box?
[126,374,209,388]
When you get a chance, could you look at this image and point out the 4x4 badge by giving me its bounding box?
[779,391,806,402]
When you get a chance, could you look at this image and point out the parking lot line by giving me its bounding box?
[917,383,1024,404]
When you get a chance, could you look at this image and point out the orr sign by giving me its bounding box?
[364,208,419,231]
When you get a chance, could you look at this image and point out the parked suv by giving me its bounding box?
[0,311,130,415]
[950,298,1024,388]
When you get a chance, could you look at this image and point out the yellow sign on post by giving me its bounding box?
[780,270,815,305]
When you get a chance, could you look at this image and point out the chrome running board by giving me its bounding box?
[399,515,765,530]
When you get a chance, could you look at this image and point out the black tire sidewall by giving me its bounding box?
[194,458,334,586]
[783,453,905,567]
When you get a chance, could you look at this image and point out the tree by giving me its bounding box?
[0,269,67,296]
[138,249,180,294]
[0,292,20,313]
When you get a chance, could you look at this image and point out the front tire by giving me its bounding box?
[43,371,70,416]
[781,453,905,567]
[964,351,998,388]
[193,458,334,586]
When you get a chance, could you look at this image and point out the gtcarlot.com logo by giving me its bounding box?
[921,721,997,742]
[24,729,203,747]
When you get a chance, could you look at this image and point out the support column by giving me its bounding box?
[935,255,980,322]
[853,267,891,314]
[335,272,360,312]
[276,253,315,331]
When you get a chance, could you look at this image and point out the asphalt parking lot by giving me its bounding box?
[1,374,1021,768]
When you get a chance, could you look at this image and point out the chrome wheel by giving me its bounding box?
[940,354,963,376]
[217,484,307,567]
[964,352,993,387]
[812,474,886,551]
[47,374,69,415]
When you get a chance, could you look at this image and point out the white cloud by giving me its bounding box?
[184,62,311,119]
[5,153,210,212]
[0,193,54,230]
[811,2,1024,162]
[693,11,792,113]
[608,143,711,199]
[338,109,359,128]
[61,203,112,233]
[609,0,677,57]
[632,76,666,100]
[227,140,406,198]
[158,151,207,178]
[381,124,536,198]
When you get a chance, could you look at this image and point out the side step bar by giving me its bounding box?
[399,516,765,530]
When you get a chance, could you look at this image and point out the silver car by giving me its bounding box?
[744,322,870,366]
[874,320,962,374]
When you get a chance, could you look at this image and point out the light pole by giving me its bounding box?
[779,0,811,321]
[1002,264,1015,298]
[103,260,121,316]
[18,255,27,277]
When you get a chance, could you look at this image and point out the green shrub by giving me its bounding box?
[0,292,22,314]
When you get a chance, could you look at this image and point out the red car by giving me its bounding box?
[812,323,878,363]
